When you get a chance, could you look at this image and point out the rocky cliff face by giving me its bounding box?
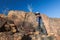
[0,10,60,40]
[41,14,60,40]
[49,18,60,40]
[8,10,38,34]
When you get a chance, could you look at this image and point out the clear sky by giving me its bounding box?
[0,0,60,18]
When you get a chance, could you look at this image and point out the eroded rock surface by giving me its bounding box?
[0,10,60,40]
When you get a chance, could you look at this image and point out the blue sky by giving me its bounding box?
[0,0,60,18]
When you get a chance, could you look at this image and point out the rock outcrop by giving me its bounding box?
[0,10,60,40]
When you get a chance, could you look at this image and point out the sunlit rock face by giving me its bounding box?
[41,14,60,40]
[0,14,5,17]
[0,14,7,28]
[49,18,60,35]
[41,14,50,34]
[8,11,26,21]
[0,10,60,40]
[8,10,38,33]
[41,14,60,35]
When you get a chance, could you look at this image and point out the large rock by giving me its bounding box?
[8,11,38,33]
[0,14,7,28]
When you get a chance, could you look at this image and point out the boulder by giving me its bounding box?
[8,11,38,33]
